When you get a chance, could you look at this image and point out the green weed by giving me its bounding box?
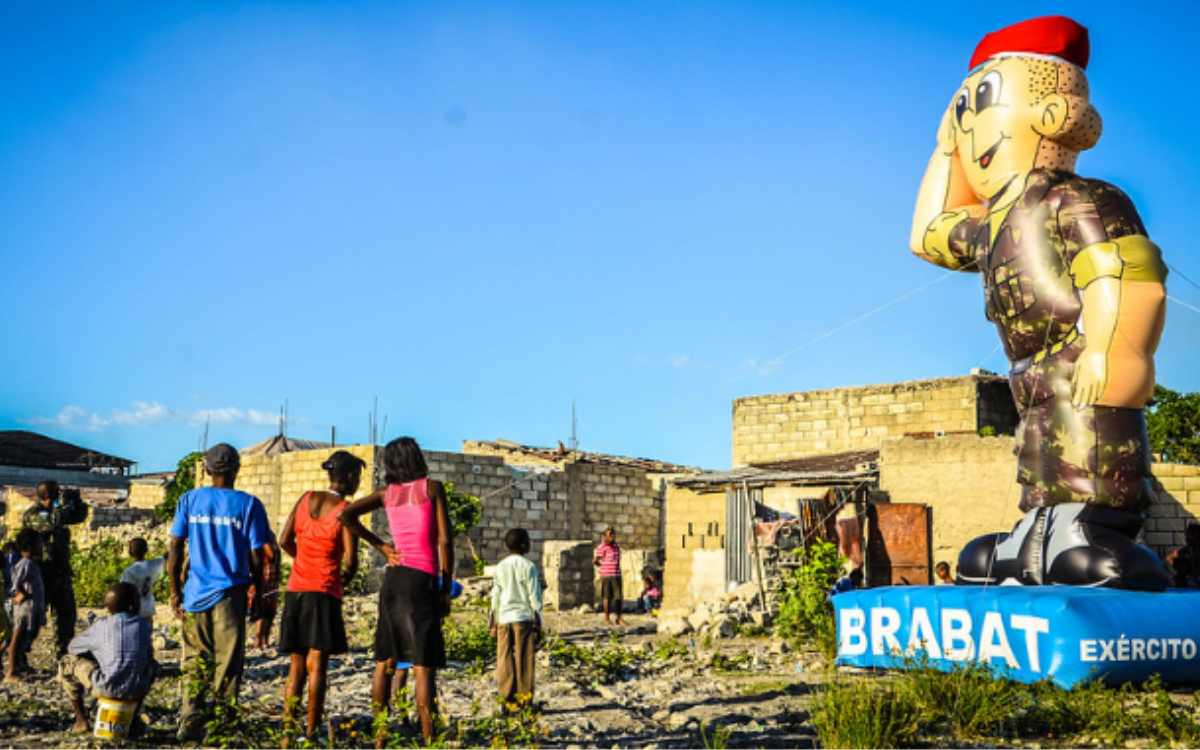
[904,661,1025,739]
[444,612,496,675]
[458,694,544,749]
[811,678,921,749]
[698,721,731,749]
[652,638,689,661]
[545,634,643,684]
[72,537,171,608]
[773,540,841,659]
[812,665,1200,749]
[708,651,753,673]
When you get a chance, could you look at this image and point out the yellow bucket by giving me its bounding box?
[93,696,138,741]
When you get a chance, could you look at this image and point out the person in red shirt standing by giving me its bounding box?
[593,527,623,626]
[277,451,364,743]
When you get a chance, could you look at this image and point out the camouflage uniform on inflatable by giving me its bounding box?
[910,16,1171,590]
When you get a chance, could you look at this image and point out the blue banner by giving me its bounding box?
[833,586,1200,688]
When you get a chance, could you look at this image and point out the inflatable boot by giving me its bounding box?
[957,503,1170,591]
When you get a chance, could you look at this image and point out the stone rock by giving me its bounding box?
[727,602,749,623]
[769,639,790,655]
[686,605,711,630]
[713,617,737,639]
[460,576,493,599]
[666,713,694,731]
[731,580,759,602]
[750,610,769,629]
[659,617,691,637]
[576,603,594,614]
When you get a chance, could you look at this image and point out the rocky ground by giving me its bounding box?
[0,595,824,748]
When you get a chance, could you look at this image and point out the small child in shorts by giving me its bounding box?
[5,529,45,682]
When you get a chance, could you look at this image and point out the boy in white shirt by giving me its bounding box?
[119,538,165,625]
[488,528,542,707]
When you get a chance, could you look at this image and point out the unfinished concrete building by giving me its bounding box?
[663,373,1200,613]
[190,437,697,607]
[0,430,162,544]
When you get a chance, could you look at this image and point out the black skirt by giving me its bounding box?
[278,591,349,655]
[373,566,447,668]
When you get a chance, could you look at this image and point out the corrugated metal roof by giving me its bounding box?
[241,435,331,457]
[0,430,134,470]
[672,449,878,490]
[749,449,879,474]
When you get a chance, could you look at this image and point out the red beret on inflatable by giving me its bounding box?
[969,15,1090,71]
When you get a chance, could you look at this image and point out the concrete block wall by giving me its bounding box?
[575,463,662,549]
[732,374,1015,466]
[191,444,668,582]
[542,540,594,609]
[423,450,529,575]
[126,481,166,510]
[879,433,1200,564]
[77,505,158,545]
[662,484,727,614]
[879,434,1023,566]
[1144,464,1200,551]
[2,485,132,548]
[427,459,667,575]
[461,441,568,470]
[195,452,283,527]
[1,486,35,538]
[277,445,377,529]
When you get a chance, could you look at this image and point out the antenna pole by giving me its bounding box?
[571,400,578,451]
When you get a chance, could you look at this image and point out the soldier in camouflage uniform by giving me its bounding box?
[22,481,88,656]
[909,17,1170,589]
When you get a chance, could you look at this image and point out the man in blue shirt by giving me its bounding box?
[168,443,274,742]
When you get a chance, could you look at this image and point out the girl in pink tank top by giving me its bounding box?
[383,479,438,575]
[338,437,454,745]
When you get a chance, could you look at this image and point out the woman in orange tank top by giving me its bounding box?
[277,450,365,744]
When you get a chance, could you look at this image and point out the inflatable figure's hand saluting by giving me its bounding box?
[908,16,1171,591]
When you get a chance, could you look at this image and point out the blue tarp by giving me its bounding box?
[833,585,1200,688]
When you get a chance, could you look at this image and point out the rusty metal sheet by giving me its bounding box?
[866,503,931,586]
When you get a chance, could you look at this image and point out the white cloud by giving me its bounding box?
[670,355,692,368]
[27,402,281,431]
[245,409,279,427]
[29,405,91,429]
[110,401,171,426]
[190,407,244,425]
[190,407,279,428]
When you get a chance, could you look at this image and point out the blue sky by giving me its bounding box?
[2,1,1198,471]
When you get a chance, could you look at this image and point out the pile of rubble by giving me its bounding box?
[658,579,778,639]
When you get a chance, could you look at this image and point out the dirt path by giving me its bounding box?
[0,601,822,748]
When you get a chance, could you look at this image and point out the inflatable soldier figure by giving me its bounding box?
[909,16,1171,590]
